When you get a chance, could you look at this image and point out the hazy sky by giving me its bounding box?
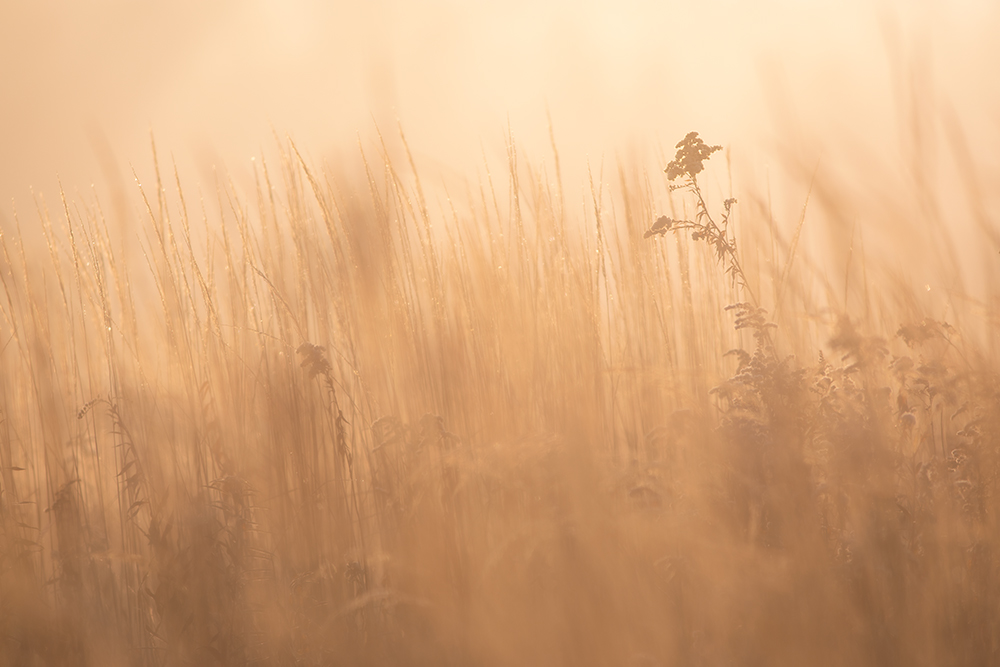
[1,0,997,252]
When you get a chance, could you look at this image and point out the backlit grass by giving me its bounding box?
[0,126,997,666]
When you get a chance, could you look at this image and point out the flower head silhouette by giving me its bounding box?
[665,131,722,181]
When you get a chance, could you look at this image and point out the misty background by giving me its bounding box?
[1,0,997,304]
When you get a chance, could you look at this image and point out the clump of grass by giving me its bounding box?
[0,122,997,667]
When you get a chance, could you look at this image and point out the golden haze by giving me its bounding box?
[1,1,999,665]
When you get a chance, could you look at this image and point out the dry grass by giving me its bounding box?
[0,125,997,667]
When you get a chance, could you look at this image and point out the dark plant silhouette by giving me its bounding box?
[646,133,748,298]
[647,132,772,347]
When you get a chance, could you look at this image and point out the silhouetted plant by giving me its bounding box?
[647,132,775,353]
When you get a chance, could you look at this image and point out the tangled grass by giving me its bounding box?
[0,127,997,666]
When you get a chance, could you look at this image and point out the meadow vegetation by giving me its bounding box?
[0,125,997,666]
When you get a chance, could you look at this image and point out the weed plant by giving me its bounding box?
[0,126,997,667]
